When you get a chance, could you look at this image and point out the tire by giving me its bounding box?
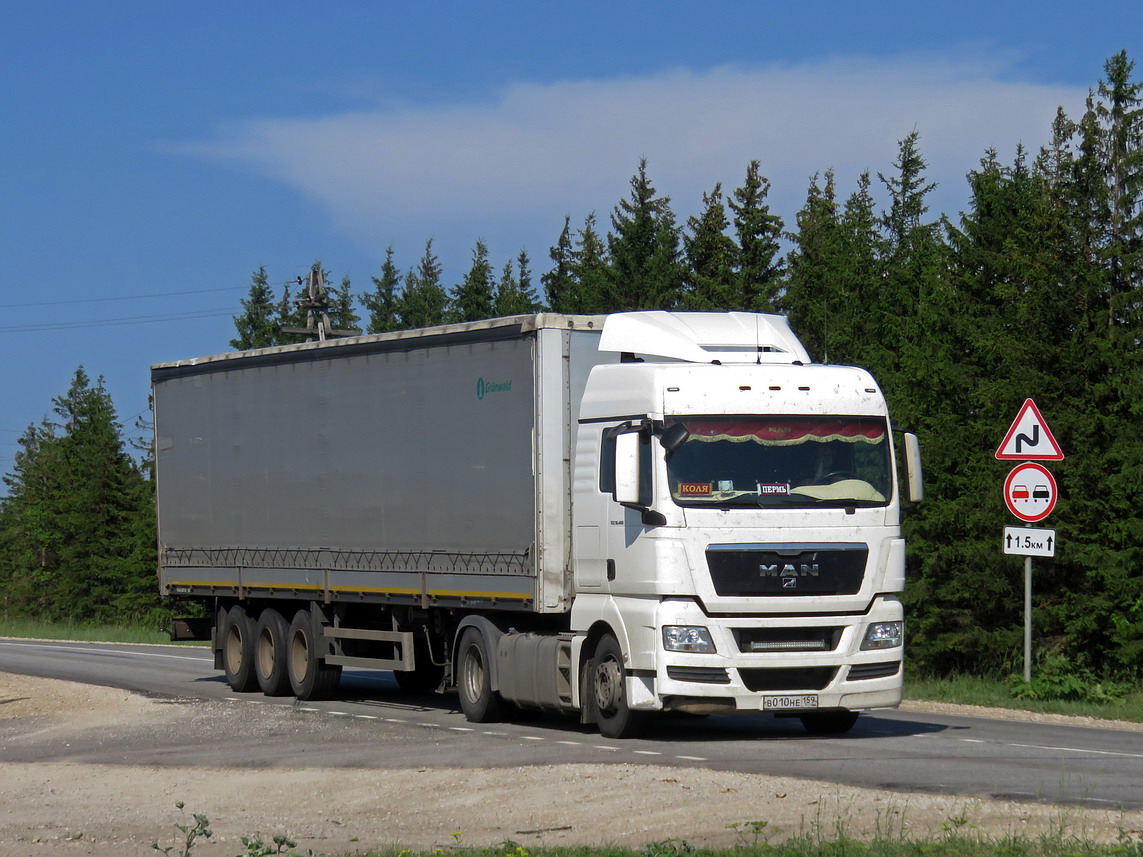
[394,633,445,693]
[254,608,291,696]
[589,633,650,739]
[800,710,859,735]
[456,627,507,722]
[221,605,258,693]
[286,608,342,701]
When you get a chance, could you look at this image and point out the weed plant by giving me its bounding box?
[152,806,1143,857]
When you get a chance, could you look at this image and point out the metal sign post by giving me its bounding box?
[1024,552,1032,682]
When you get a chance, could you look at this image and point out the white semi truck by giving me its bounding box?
[154,311,922,738]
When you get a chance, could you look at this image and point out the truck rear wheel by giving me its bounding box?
[457,627,507,722]
[222,605,258,693]
[254,608,291,696]
[287,608,341,700]
[589,633,649,739]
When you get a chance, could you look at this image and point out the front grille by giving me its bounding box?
[739,666,837,692]
[848,661,901,681]
[735,626,843,653]
[666,665,732,684]
[707,544,868,597]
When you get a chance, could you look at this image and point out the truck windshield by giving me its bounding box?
[663,416,892,508]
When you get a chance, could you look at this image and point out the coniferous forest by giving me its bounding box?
[2,53,1140,682]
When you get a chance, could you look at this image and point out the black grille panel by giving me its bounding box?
[707,544,868,597]
[666,666,732,684]
[848,661,901,681]
[739,667,837,692]
[735,626,843,653]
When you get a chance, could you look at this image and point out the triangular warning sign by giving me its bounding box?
[996,399,1064,460]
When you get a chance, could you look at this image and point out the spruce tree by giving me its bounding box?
[230,266,278,350]
[874,131,947,384]
[362,245,402,333]
[450,239,495,322]
[682,183,738,310]
[331,274,361,333]
[542,216,576,313]
[729,160,784,311]
[604,159,684,310]
[781,171,843,361]
[906,148,1061,673]
[571,213,611,313]
[493,250,540,316]
[0,369,157,622]
[397,238,448,329]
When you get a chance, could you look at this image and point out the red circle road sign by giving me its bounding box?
[1003,462,1057,522]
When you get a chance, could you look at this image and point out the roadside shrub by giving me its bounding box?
[1007,655,1130,703]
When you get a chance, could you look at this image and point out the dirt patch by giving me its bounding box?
[2,672,1142,857]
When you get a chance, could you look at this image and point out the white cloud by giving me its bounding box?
[176,55,1085,266]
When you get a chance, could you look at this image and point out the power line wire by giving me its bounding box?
[0,279,300,309]
[0,308,235,333]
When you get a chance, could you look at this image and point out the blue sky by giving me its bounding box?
[1,2,1138,483]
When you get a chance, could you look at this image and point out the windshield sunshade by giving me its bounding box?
[665,416,892,508]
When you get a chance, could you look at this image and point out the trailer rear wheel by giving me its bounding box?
[799,710,859,735]
[590,633,649,739]
[287,608,341,700]
[222,605,258,693]
[457,627,507,722]
[254,608,291,696]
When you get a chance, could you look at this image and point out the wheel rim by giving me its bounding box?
[288,629,310,685]
[256,628,274,679]
[224,624,244,675]
[594,654,622,715]
[461,641,485,703]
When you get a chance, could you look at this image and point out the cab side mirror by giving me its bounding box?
[614,431,642,506]
[903,432,923,504]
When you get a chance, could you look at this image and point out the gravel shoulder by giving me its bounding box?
[2,672,1142,857]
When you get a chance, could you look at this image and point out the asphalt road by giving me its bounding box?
[3,637,1142,811]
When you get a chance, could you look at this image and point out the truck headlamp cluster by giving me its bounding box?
[860,621,903,650]
[663,625,716,654]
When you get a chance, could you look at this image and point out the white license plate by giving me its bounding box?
[763,694,819,711]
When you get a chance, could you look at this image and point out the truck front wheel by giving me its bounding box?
[800,710,859,735]
[286,608,341,700]
[221,605,258,693]
[589,633,650,739]
[456,627,506,722]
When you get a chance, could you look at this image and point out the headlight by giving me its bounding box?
[663,625,716,654]
[861,621,903,650]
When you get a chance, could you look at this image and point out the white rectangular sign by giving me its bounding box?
[1003,526,1056,557]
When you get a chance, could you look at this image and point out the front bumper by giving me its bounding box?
[626,595,904,713]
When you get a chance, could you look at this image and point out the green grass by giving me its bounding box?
[0,617,187,645]
[906,673,1143,724]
